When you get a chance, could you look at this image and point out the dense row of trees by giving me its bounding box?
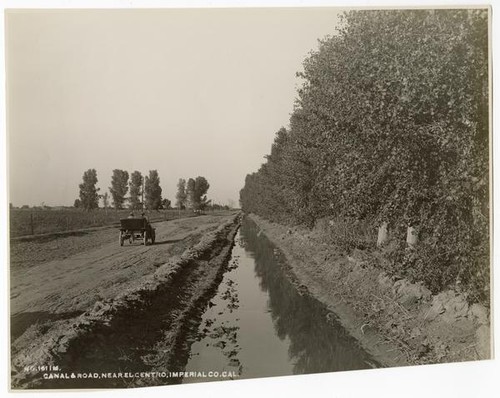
[76,170,210,212]
[175,176,211,210]
[77,169,163,210]
[240,10,489,301]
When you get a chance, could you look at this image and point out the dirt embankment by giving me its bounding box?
[248,214,491,368]
[11,212,241,389]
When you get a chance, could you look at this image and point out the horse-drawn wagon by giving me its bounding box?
[119,217,156,246]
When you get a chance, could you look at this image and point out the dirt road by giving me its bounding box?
[10,213,236,342]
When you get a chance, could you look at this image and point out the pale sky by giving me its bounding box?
[6,8,342,207]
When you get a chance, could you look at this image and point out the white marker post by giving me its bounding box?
[406,226,418,247]
[377,222,388,247]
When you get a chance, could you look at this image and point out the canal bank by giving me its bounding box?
[247,214,490,368]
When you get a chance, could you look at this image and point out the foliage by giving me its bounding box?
[240,10,489,302]
[79,169,100,211]
[194,176,211,210]
[318,217,377,254]
[109,169,129,210]
[183,176,211,210]
[175,178,187,209]
[208,203,231,211]
[144,170,163,210]
[186,178,196,209]
[101,192,109,209]
[161,198,172,210]
[129,171,143,210]
[73,199,81,208]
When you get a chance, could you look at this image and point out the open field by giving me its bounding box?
[9,208,206,238]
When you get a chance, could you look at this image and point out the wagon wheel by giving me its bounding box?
[119,231,124,246]
[143,230,148,246]
[151,230,156,245]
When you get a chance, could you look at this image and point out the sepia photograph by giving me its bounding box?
[2,1,496,396]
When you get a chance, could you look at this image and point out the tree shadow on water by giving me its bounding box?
[239,217,379,375]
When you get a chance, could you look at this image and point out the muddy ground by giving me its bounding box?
[10,212,241,388]
[248,214,491,368]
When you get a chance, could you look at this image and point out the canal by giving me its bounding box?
[179,217,378,383]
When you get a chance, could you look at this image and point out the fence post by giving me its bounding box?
[406,226,418,247]
[377,222,388,247]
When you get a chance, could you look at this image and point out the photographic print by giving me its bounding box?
[6,4,491,391]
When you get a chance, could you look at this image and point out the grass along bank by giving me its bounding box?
[248,214,490,368]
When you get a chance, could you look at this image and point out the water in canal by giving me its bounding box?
[180,217,378,383]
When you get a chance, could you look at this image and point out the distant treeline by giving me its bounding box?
[74,169,215,212]
[240,10,489,302]
[76,169,169,211]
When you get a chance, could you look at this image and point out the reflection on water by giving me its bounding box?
[242,218,378,374]
[182,217,377,383]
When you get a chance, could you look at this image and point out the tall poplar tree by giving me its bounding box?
[175,178,187,209]
[79,169,100,211]
[109,169,129,209]
[129,171,143,210]
[144,170,163,210]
